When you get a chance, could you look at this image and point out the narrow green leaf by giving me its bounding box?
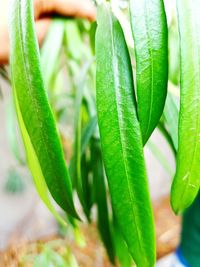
[130,0,168,144]
[70,63,91,217]
[14,89,67,226]
[9,0,78,218]
[112,217,133,267]
[90,22,97,55]
[163,85,179,151]
[91,138,115,264]
[65,21,84,62]
[157,122,176,156]
[81,152,93,221]
[81,116,97,155]
[171,0,200,214]
[41,19,65,90]
[168,17,180,86]
[6,96,25,165]
[69,61,94,220]
[147,139,174,177]
[96,4,155,266]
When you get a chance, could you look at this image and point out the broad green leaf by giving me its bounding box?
[91,138,115,263]
[171,0,200,214]
[9,0,78,218]
[130,0,168,144]
[96,4,155,266]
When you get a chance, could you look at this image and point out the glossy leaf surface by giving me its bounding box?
[96,4,155,266]
[171,0,200,214]
[130,0,168,144]
[14,89,67,226]
[9,0,77,218]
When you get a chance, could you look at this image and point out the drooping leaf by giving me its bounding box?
[65,21,85,62]
[70,62,92,219]
[112,217,133,267]
[14,89,67,226]
[81,152,93,221]
[130,0,168,144]
[9,0,78,219]
[91,138,115,263]
[171,0,200,214]
[81,116,97,155]
[168,16,180,86]
[41,19,65,90]
[6,96,25,165]
[157,122,176,156]
[96,4,155,266]
[147,139,174,177]
[163,84,179,151]
[90,22,97,55]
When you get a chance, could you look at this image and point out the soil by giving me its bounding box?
[0,196,181,267]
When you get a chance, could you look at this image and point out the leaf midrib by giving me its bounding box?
[16,0,70,206]
[108,10,144,256]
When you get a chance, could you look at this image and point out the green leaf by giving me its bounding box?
[96,4,155,267]
[163,85,179,152]
[14,89,67,226]
[9,0,78,219]
[65,21,84,62]
[168,17,180,85]
[171,0,200,214]
[81,152,93,221]
[130,0,168,144]
[112,217,133,267]
[41,19,65,90]
[157,121,176,156]
[70,62,92,219]
[81,116,97,155]
[147,139,174,177]
[91,138,115,264]
[6,96,25,165]
[89,22,97,55]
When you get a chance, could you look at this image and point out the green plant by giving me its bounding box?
[4,0,200,266]
[170,0,200,214]
[96,4,155,266]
